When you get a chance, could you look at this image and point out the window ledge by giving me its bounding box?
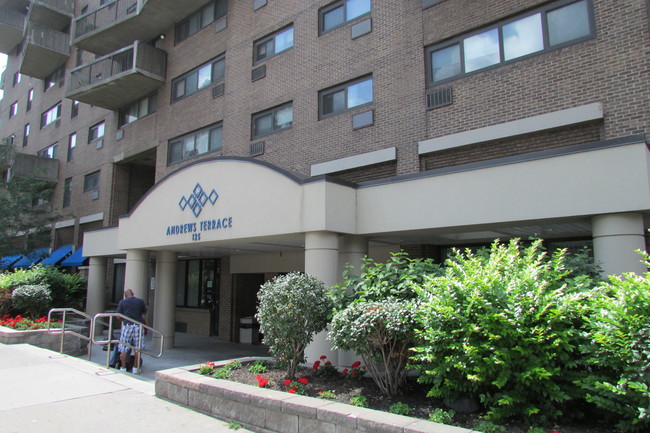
[418,102,603,155]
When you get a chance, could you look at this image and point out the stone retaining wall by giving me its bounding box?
[155,360,472,433]
[0,326,89,357]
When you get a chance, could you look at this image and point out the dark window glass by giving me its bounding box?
[83,171,100,192]
[63,178,72,208]
[320,76,373,118]
[253,26,294,64]
[175,0,228,44]
[168,123,223,165]
[426,0,594,85]
[320,0,370,34]
[172,56,225,102]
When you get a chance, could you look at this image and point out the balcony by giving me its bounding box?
[72,0,213,55]
[9,153,59,183]
[19,21,70,79]
[0,7,26,53]
[28,0,74,31]
[0,0,28,12]
[2,136,57,183]
[66,41,166,110]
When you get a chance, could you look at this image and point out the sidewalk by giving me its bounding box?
[0,342,264,433]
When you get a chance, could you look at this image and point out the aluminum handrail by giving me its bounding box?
[92,312,164,374]
[47,308,94,361]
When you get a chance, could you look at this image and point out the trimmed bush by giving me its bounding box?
[256,272,332,379]
[329,251,441,396]
[411,239,594,424]
[11,284,52,318]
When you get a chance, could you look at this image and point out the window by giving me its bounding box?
[119,94,157,127]
[63,178,72,208]
[71,100,79,118]
[175,259,220,308]
[320,76,373,118]
[44,66,64,91]
[67,133,76,162]
[13,72,21,87]
[9,102,18,119]
[38,143,57,159]
[83,171,100,192]
[7,134,15,145]
[320,0,371,34]
[26,89,33,112]
[172,55,225,102]
[175,0,228,44]
[254,25,294,64]
[23,124,29,147]
[168,123,223,165]
[88,121,105,143]
[40,102,61,128]
[252,102,293,138]
[426,0,594,85]
[76,48,84,66]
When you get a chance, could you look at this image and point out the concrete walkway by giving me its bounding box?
[0,336,270,433]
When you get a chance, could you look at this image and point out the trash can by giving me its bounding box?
[239,317,260,344]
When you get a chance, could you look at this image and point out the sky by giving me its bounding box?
[0,53,6,100]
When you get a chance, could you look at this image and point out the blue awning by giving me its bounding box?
[12,248,50,269]
[60,247,88,267]
[40,244,74,266]
[0,255,22,270]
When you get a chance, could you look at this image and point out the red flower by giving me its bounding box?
[298,378,309,385]
[258,378,269,387]
[320,355,327,360]
[312,361,321,370]
[342,369,349,375]
[351,370,357,375]
[288,388,296,394]
[351,361,361,368]
[325,361,332,366]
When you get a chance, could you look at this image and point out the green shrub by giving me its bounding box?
[330,251,441,312]
[0,266,86,310]
[411,239,592,424]
[247,360,268,375]
[388,402,413,416]
[577,266,650,431]
[330,299,417,396]
[11,284,52,318]
[428,408,455,424]
[329,252,439,396]
[213,367,233,379]
[473,420,506,433]
[0,288,11,314]
[256,272,332,379]
[349,394,368,407]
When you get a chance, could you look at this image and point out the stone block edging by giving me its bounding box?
[0,325,88,356]
[155,358,474,433]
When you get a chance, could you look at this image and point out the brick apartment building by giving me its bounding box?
[0,0,648,359]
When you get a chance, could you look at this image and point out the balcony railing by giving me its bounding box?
[28,0,74,31]
[74,0,137,40]
[72,0,213,55]
[66,41,166,110]
[19,21,70,79]
[0,7,26,53]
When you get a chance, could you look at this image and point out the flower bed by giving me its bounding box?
[155,358,472,433]
[0,315,87,357]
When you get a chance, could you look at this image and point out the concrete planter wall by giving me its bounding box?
[0,326,88,357]
[155,360,472,433]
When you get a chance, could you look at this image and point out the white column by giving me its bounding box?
[593,213,647,276]
[338,236,368,368]
[304,231,339,365]
[154,251,177,349]
[86,257,107,335]
[124,249,150,300]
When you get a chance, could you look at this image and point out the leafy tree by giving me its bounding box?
[0,266,86,310]
[256,272,332,379]
[11,284,52,318]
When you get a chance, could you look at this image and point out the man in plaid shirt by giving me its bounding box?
[116,288,147,372]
